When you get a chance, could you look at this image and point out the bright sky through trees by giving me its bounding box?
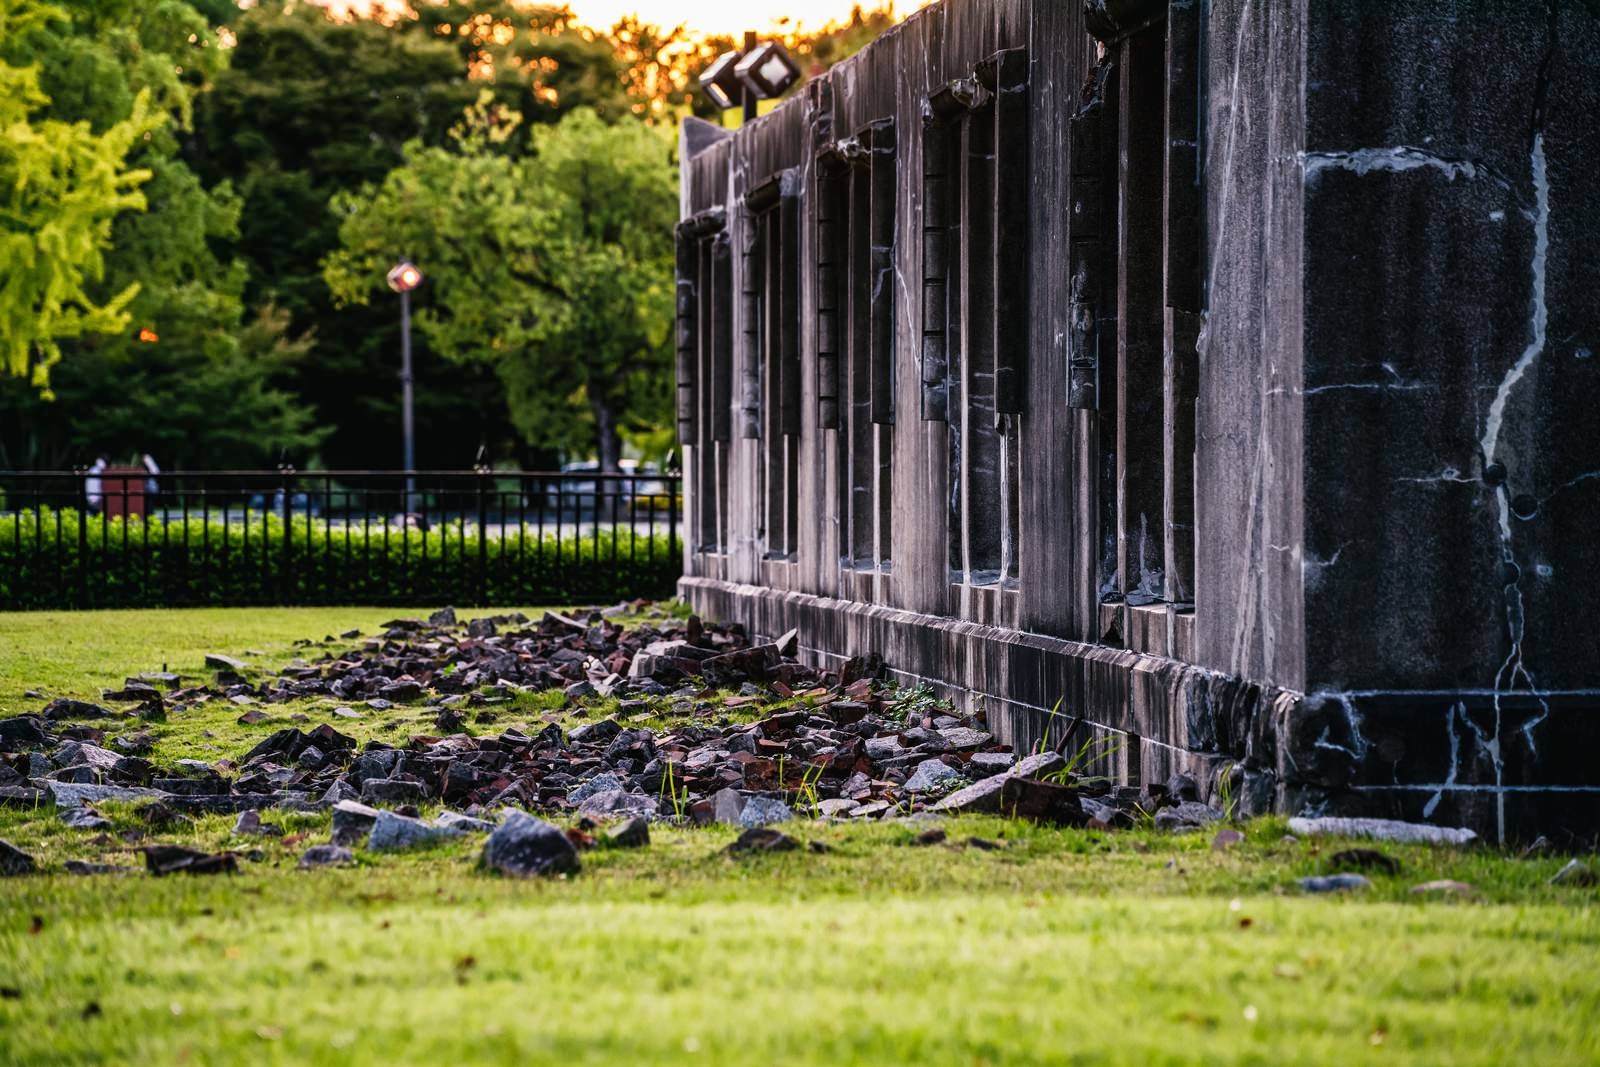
[573,0,862,32]
[313,0,875,33]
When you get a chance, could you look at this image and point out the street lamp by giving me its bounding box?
[387,258,424,510]
[699,33,801,125]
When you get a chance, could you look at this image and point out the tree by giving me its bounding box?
[0,305,327,469]
[189,2,489,470]
[401,1,631,132]
[0,0,325,467]
[190,2,631,470]
[0,0,156,395]
[324,103,676,471]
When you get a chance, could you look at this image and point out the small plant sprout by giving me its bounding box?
[658,760,688,821]
[890,683,942,724]
[1218,761,1239,823]
[1043,734,1125,787]
[1033,697,1079,755]
[795,761,826,817]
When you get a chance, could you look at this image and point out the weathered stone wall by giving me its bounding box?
[1193,0,1306,689]
[1292,1,1600,840]
[678,0,1600,841]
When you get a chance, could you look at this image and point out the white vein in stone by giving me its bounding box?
[1300,146,1500,186]
[1480,133,1552,845]
[1394,467,1476,484]
[1481,133,1551,533]
[1423,702,1466,819]
[1539,468,1600,505]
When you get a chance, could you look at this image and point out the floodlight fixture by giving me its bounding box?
[698,50,745,111]
[734,40,801,100]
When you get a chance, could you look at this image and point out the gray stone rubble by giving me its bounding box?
[2,606,1412,878]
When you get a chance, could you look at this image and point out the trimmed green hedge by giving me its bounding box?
[0,508,681,609]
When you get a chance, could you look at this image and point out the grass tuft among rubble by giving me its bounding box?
[1,606,1598,1066]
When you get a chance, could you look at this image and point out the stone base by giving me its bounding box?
[682,577,1599,843]
[1301,690,1600,845]
[682,576,1288,810]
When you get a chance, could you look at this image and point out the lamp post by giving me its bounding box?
[698,34,801,126]
[740,30,758,124]
[387,258,424,510]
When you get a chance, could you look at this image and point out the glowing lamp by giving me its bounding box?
[387,260,424,293]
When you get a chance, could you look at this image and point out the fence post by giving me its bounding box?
[475,462,489,606]
[76,468,89,609]
[668,474,680,562]
[279,463,293,604]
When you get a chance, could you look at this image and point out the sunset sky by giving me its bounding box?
[569,0,866,33]
[309,0,885,34]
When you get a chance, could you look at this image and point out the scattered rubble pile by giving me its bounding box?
[0,604,1371,877]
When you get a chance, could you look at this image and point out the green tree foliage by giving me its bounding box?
[0,0,155,394]
[190,2,630,470]
[0,305,324,469]
[323,102,676,472]
[0,0,323,467]
[405,1,631,132]
[2,0,909,471]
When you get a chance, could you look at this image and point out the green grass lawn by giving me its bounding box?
[2,607,1598,1066]
[0,605,563,712]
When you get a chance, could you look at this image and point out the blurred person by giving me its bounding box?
[84,457,107,512]
[141,454,161,496]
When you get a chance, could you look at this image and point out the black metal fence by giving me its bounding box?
[0,469,681,610]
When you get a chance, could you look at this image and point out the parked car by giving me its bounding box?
[542,461,674,516]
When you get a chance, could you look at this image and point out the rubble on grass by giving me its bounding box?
[1,604,1258,876]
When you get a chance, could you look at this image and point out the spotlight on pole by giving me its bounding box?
[734,40,801,101]
[698,35,800,125]
[697,50,745,112]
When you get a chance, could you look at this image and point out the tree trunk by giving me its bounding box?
[592,396,622,473]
